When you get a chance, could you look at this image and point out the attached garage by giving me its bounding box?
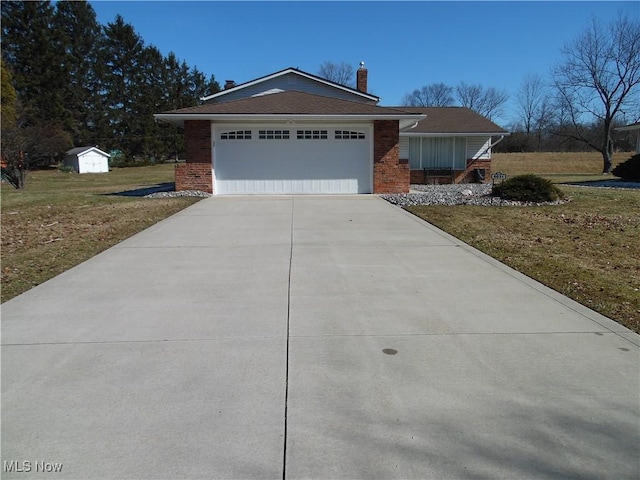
[213,124,372,194]
[154,67,427,195]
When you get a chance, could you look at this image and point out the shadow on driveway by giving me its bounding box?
[106,182,175,197]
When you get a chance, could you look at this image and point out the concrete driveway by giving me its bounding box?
[2,196,638,479]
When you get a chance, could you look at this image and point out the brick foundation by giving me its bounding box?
[373,120,409,194]
[175,163,213,193]
[409,159,492,185]
[177,120,213,193]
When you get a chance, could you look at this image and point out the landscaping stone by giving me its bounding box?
[381,183,568,207]
[145,190,212,198]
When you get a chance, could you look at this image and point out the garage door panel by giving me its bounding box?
[214,125,371,194]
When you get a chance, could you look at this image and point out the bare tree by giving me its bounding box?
[401,83,454,107]
[1,126,28,189]
[552,14,640,172]
[317,61,355,88]
[456,82,509,121]
[516,73,553,150]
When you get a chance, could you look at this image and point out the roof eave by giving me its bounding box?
[154,113,426,127]
[400,131,510,137]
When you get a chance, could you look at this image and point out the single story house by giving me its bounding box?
[616,122,640,153]
[64,146,110,174]
[155,65,508,195]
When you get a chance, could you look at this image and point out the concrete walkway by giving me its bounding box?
[2,196,638,479]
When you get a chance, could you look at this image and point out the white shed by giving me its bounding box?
[64,146,110,174]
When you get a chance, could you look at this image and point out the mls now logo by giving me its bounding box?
[3,460,63,473]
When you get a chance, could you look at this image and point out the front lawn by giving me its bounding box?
[1,165,202,303]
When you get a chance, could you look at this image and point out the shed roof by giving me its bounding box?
[65,146,110,157]
[397,107,509,135]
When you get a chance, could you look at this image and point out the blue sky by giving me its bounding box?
[90,1,639,125]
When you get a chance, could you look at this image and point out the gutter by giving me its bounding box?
[400,132,509,137]
[467,134,509,168]
[476,135,506,160]
[154,113,426,128]
[399,120,420,132]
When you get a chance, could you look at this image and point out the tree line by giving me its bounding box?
[1,0,220,187]
[321,15,640,173]
[402,15,640,172]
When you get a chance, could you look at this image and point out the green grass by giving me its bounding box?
[1,165,202,302]
[407,186,640,333]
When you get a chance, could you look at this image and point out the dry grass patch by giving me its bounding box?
[407,186,640,333]
[492,151,632,177]
[1,165,201,302]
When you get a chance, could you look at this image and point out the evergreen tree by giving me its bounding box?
[2,2,222,165]
[99,14,146,157]
[0,58,18,126]
[1,1,67,127]
[136,45,166,159]
[53,0,103,146]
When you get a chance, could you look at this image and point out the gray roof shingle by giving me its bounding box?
[160,90,419,117]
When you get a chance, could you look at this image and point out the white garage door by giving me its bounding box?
[214,124,372,194]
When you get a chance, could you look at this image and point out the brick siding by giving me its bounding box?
[175,163,213,193]
[176,120,213,193]
[373,120,409,194]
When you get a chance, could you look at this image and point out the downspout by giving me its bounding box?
[474,135,505,160]
[465,135,506,182]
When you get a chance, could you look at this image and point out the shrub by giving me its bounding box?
[492,174,564,202]
[57,165,75,173]
[612,153,640,181]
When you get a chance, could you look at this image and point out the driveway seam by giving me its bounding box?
[286,331,627,338]
[282,195,294,480]
[0,336,284,347]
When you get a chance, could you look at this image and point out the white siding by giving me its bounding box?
[467,137,492,160]
[207,73,376,104]
[78,152,109,173]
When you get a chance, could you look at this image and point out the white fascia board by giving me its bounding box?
[200,68,380,103]
[400,132,510,137]
[155,113,425,126]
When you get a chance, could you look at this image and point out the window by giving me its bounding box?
[409,137,467,169]
[409,138,421,169]
[335,130,365,140]
[258,130,290,140]
[297,130,327,139]
[221,130,252,140]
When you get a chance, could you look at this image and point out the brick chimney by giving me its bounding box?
[224,80,236,90]
[356,62,368,93]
